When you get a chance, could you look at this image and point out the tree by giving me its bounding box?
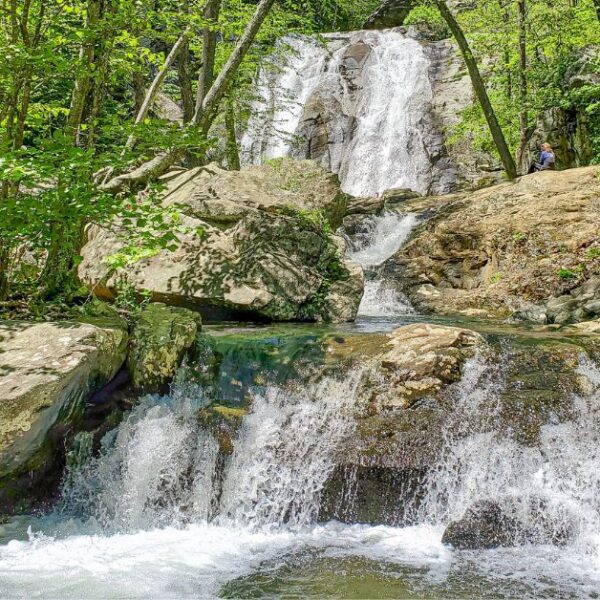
[516,0,529,169]
[432,0,518,179]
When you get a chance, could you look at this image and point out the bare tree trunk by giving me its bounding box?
[193,0,276,132]
[516,0,529,170]
[178,39,195,123]
[66,0,101,145]
[433,0,518,180]
[124,31,189,151]
[225,93,241,170]
[195,0,221,117]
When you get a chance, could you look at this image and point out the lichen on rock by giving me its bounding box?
[127,303,202,391]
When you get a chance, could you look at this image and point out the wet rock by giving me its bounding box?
[345,189,422,216]
[443,500,521,549]
[0,319,128,512]
[364,1,414,30]
[366,323,484,410]
[127,303,202,391]
[79,160,363,323]
[443,498,575,549]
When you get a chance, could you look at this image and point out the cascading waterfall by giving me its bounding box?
[59,370,362,533]
[219,373,361,527]
[241,30,434,197]
[347,212,417,317]
[419,353,600,553]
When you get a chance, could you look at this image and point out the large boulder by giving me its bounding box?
[321,324,484,525]
[79,160,363,323]
[387,166,600,322]
[127,303,202,391]
[364,323,483,411]
[0,318,128,511]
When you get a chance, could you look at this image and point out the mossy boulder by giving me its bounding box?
[127,303,202,391]
[0,319,128,512]
[79,160,363,323]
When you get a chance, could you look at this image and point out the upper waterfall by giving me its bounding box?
[241,30,434,197]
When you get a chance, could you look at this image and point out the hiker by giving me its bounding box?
[528,143,556,173]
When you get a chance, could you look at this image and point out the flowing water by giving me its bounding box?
[241,30,433,197]
[2,26,600,600]
[1,339,600,598]
[347,212,417,317]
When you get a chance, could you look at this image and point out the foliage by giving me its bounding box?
[414,0,600,164]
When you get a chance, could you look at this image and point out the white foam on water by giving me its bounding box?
[2,521,600,599]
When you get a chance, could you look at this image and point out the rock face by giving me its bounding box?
[79,160,363,323]
[127,303,202,391]
[363,323,483,411]
[364,0,414,30]
[0,319,128,511]
[442,498,574,549]
[387,166,600,323]
[321,324,484,525]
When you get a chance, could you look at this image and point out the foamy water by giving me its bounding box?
[2,520,600,598]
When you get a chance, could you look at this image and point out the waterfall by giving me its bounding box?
[419,354,600,550]
[59,370,362,532]
[346,212,417,317]
[241,30,434,197]
[219,373,361,527]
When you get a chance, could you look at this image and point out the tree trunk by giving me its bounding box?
[193,0,276,132]
[225,94,241,170]
[516,0,529,170]
[66,0,101,146]
[0,245,10,301]
[433,0,518,180]
[178,38,195,123]
[593,0,600,22]
[195,0,221,117]
[124,31,189,151]
[38,221,85,299]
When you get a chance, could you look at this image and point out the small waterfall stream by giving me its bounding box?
[347,212,417,317]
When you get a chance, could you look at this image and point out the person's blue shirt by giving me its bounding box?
[536,150,556,171]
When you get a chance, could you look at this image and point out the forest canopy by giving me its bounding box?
[0,0,598,310]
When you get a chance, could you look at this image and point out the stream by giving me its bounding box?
[1,27,599,600]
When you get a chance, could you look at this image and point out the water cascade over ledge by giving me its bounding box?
[241,30,435,197]
[1,339,600,598]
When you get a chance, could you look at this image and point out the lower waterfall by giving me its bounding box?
[59,371,363,532]
[1,345,600,598]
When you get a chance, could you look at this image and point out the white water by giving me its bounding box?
[2,355,600,597]
[347,212,417,317]
[241,31,433,197]
[420,354,600,554]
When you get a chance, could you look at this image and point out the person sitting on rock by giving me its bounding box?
[528,143,556,173]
